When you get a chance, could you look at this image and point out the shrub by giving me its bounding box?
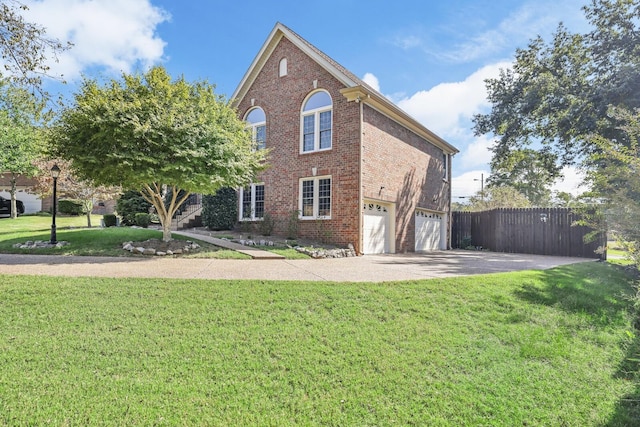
[259,212,276,236]
[286,209,300,239]
[240,220,254,237]
[116,190,152,226]
[103,214,117,227]
[202,187,237,230]
[134,213,151,228]
[58,199,83,216]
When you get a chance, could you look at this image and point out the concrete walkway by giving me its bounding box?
[174,230,284,259]
[0,250,593,283]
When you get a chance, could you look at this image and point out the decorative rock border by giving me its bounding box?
[13,241,70,249]
[226,237,356,259]
[294,244,356,259]
[228,238,275,247]
[122,239,200,256]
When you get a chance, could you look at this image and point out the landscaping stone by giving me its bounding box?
[13,240,70,250]
[294,246,357,259]
[122,239,199,256]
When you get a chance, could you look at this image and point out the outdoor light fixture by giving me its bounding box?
[50,164,60,244]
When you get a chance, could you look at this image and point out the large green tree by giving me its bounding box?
[474,0,640,261]
[52,66,266,241]
[474,0,640,175]
[487,148,561,206]
[0,80,46,218]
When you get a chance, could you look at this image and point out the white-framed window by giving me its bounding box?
[442,152,449,181]
[300,90,332,153]
[245,107,266,150]
[239,183,265,220]
[279,58,288,77]
[299,176,331,219]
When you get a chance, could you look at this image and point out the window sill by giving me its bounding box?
[300,148,332,155]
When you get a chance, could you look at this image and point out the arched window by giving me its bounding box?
[245,107,266,150]
[301,90,332,153]
[279,58,288,77]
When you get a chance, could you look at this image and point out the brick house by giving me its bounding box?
[231,23,458,254]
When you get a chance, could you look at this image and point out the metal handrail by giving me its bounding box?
[172,194,202,229]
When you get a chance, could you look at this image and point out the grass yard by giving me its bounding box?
[1,262,638,425]
[0,215,249,259]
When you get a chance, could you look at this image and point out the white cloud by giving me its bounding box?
[362,72,380,92]
[22,0,170,80]
[456,134,495,170]
[391,0,587,64]
[552,166,588,196]
[452,170,489,200]
[442,3,558,63]
[396,61,510,138]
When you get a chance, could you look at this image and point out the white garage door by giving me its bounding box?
[0,190,42,214]
[415,210,443,251]
[363,202,390,254]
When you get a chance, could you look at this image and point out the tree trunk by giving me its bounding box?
[83,199,93,227]
[140,184,191,242]
[10,174,17,219]
[162,221,172,242]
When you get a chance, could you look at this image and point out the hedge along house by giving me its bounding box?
[232,23,458,254]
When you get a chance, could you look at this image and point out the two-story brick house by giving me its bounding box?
[232,23,458,254]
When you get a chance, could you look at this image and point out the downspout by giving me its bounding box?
[358,98,364,255]
[448,153,453,250]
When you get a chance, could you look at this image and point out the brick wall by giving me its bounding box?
[0,172,38,189]
[236,35,451,253]
[236,37,362,249]
[362,106,451,253]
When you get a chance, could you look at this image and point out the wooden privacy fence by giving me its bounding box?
[451,208,605,259]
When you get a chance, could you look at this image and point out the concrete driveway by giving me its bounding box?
[0,250,592,283]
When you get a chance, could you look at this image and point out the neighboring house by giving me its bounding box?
[0,172,116,215]
[0,172,50,214]
[231,23,458,254]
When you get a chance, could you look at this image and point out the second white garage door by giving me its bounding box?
[415,210,443,251]
[363,202,391,254]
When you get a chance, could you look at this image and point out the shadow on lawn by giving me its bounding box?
[606,333,640,426]
[514,263,632,328]
[514,263,640,425]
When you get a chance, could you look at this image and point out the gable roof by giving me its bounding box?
[232,22,458,155]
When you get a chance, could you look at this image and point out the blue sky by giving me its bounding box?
[24,0,589,199]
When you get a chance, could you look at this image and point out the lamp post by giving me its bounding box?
[50,164,60,244]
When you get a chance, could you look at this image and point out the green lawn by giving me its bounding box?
[1,262,638,425]
[0,215,247,259]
